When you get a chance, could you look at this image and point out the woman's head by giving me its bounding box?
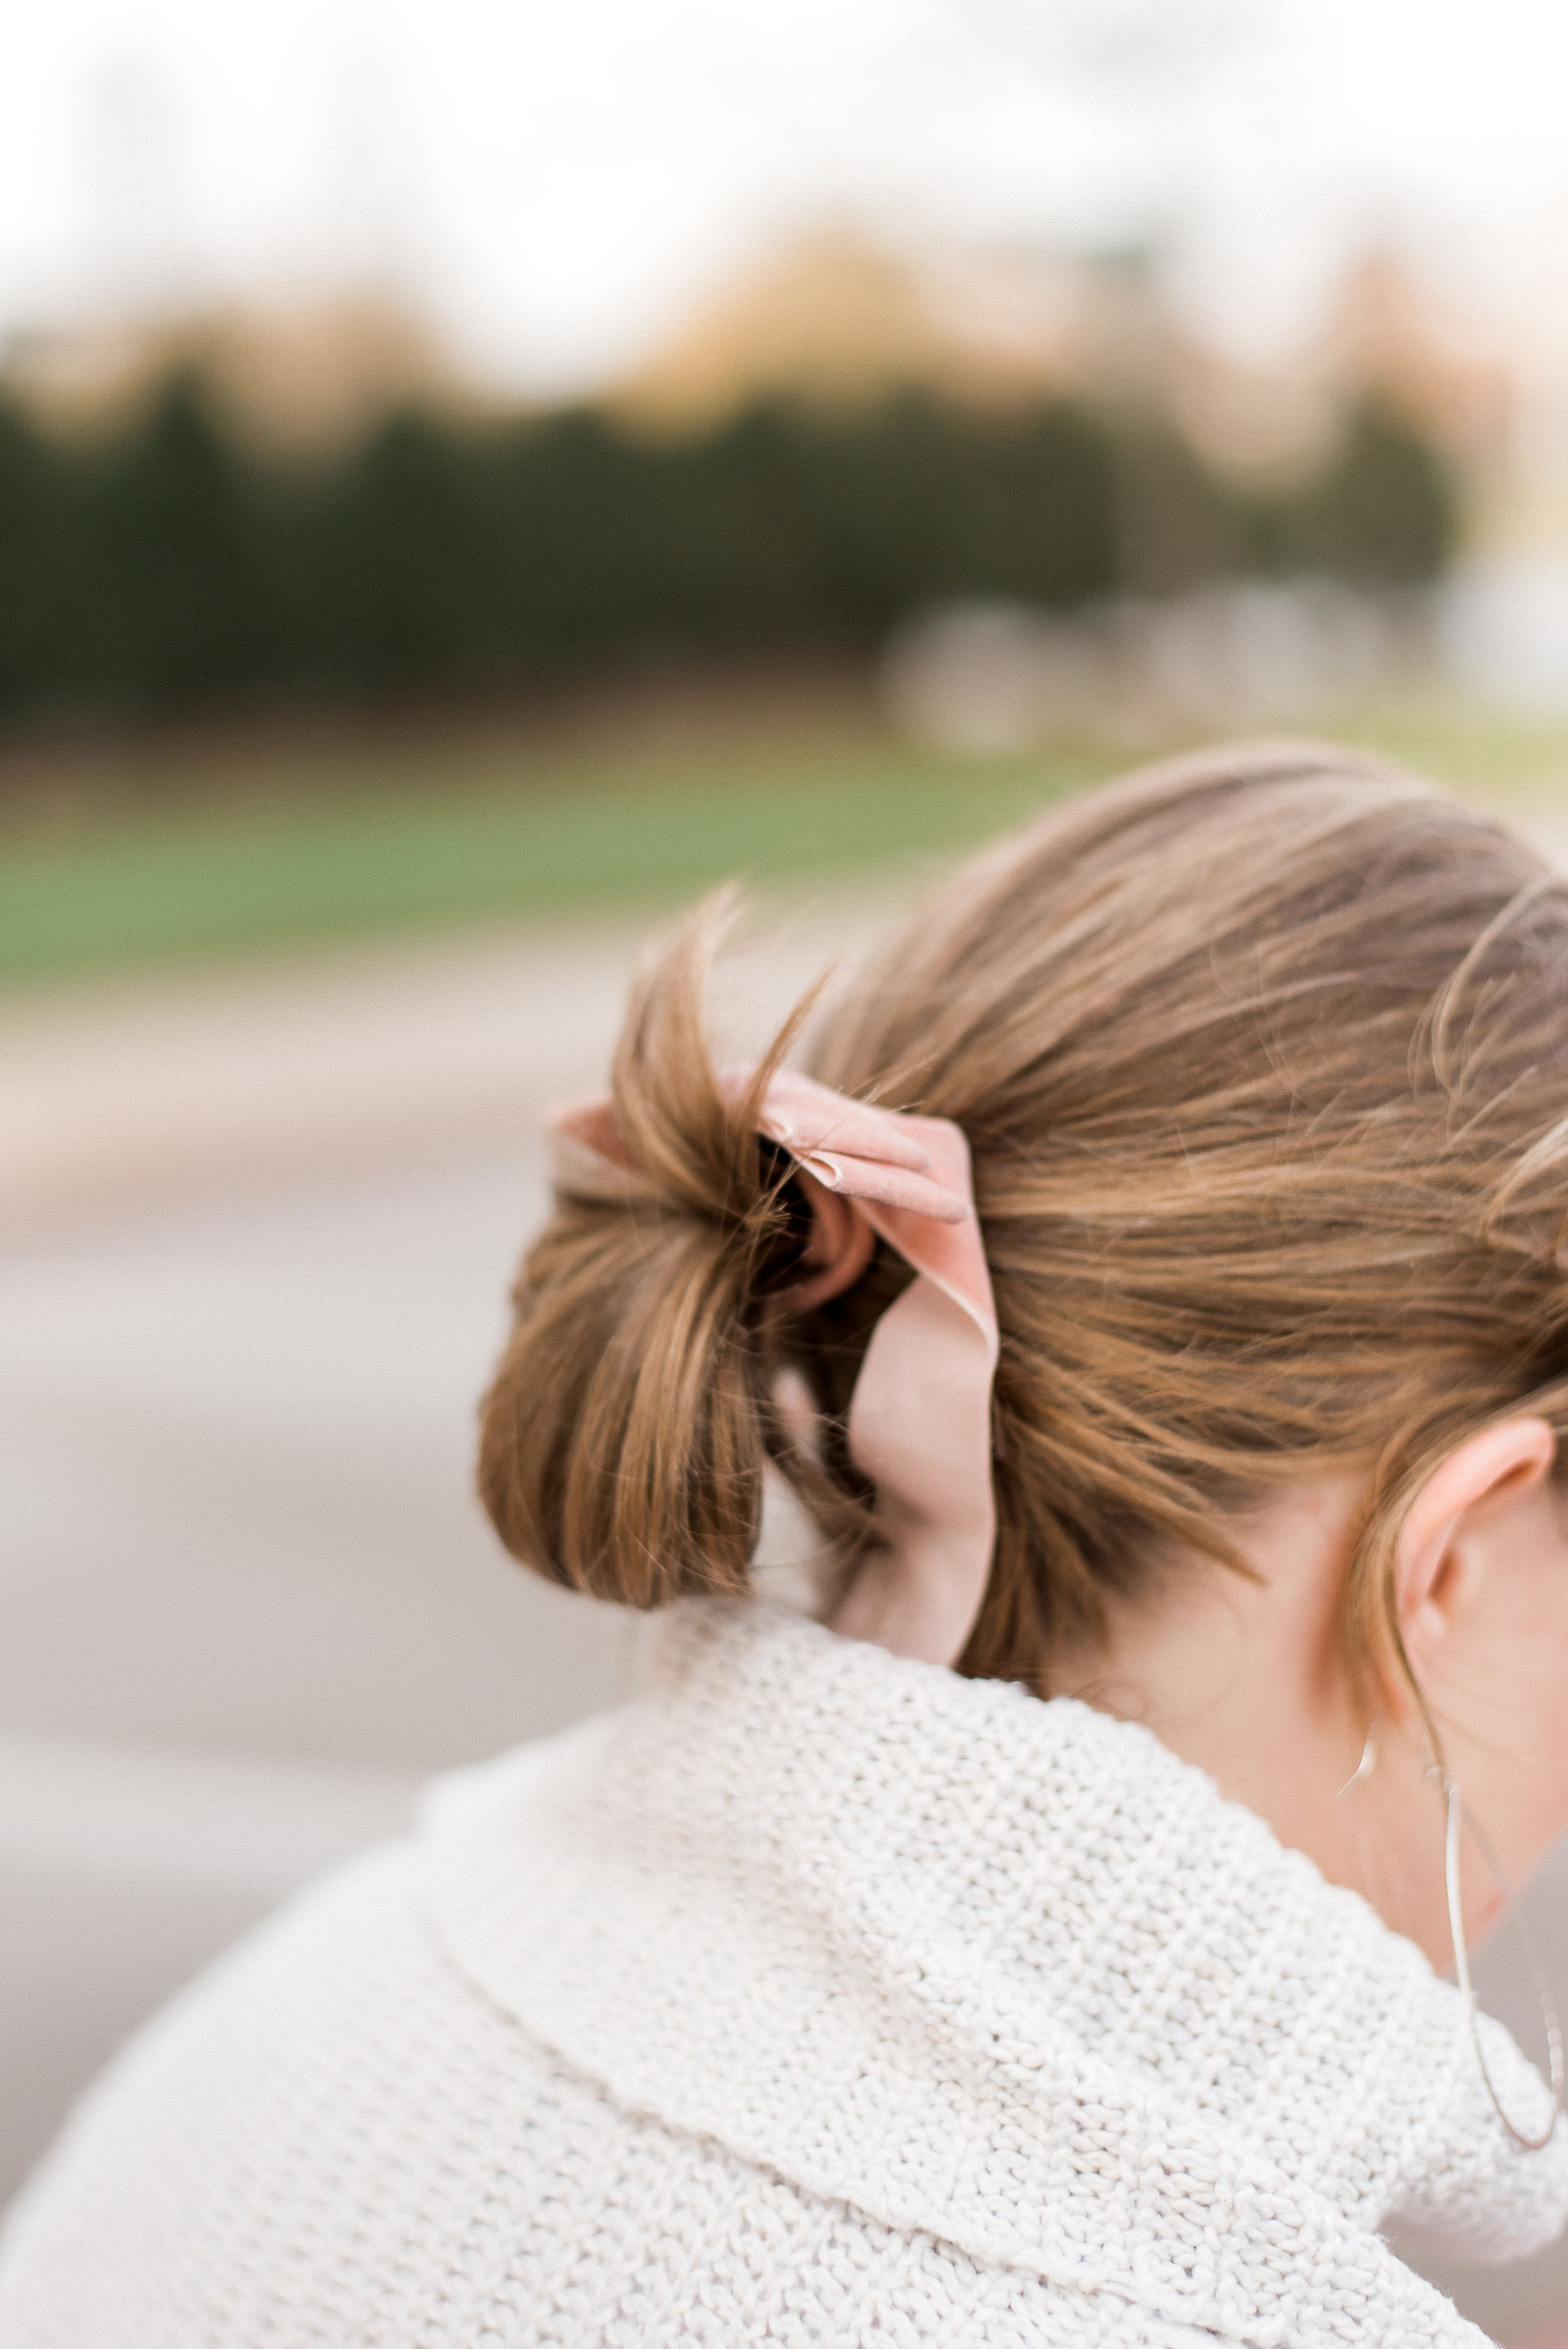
[479,739,1568,1951]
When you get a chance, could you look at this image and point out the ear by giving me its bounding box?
[1393,1416,1557,1671]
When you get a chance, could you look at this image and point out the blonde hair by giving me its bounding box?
[479,740,1568,1701]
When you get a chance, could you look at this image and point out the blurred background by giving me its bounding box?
[6,1,1568,2338]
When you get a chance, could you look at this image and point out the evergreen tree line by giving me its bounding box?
[0,379,1458,723]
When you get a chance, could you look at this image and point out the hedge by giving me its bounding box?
[0,382,1457,724]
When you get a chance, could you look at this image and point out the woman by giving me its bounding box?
[3,740,1567,2345]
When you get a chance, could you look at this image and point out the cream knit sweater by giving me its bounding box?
[2,1599,1565,2347]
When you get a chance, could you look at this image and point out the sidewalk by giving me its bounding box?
[0,893,891,1237]
[1,921,647,1237]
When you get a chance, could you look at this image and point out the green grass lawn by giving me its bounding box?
[0,729,1109,988]
[4,698,1568,991]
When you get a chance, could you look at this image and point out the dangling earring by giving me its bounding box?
[1337,1728,1379,1802]
[1437,1769,1566,2152]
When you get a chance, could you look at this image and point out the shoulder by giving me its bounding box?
[0,1839,428,2255]
[0,1828,566,2344]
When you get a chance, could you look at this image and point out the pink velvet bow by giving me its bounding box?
[548,1068,999,1669]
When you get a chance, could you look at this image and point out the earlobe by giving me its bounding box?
[1393,1417,1557,1658]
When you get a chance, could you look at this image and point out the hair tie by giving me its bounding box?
[547,1069,999,1669]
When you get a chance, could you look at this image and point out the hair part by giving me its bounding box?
[479,740,1568,1710]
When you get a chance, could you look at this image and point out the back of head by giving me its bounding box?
[479,740,1568,1701]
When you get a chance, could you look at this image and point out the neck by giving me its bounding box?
[1051,1475,1452,1968]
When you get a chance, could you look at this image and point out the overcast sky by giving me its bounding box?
[5,0,1568,394]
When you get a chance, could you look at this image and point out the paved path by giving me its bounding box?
[3,921,687,1235]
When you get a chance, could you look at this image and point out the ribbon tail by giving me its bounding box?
[829,1220,998,1668]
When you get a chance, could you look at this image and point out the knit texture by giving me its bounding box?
[2,1598,1565,2346]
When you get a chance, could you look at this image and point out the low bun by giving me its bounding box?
[477,898,834,1609]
